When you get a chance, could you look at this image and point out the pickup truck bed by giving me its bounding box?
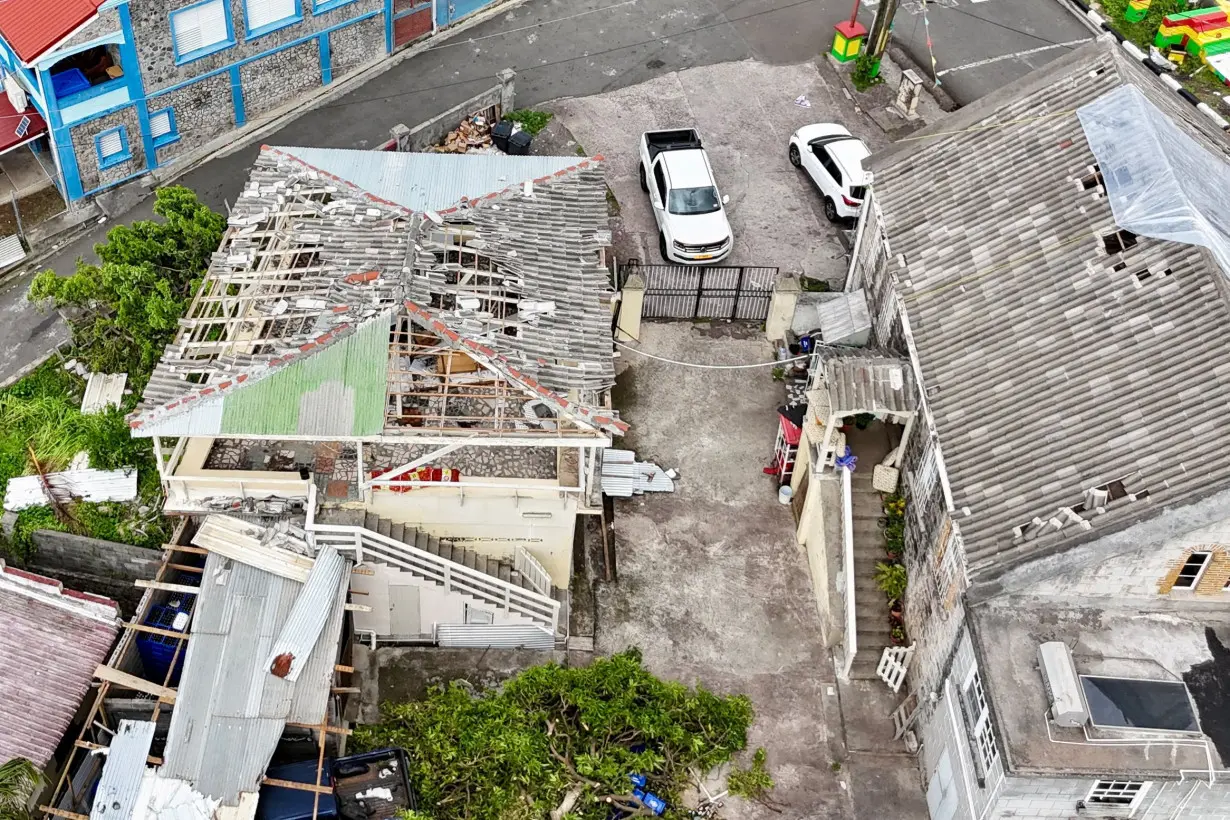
[644,128,703,161]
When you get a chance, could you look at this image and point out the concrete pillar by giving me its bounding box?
[616,273,645,342]
[765,274,802,342]
[892,69,924,121]
[497,68,516,113]
[389,123,410,151]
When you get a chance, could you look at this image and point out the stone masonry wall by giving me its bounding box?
[367,444,558,480]
[152,71,234,164]
[129,0,384,92]
[70,105,146,193]
[328,14,385,80]
[238,40,321,120]
[28,530,161,616]
[56,9,122,52]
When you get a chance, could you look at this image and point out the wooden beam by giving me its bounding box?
[166,563,204,574]
[122,622,189,641]
[74,740,161,765]
[334,665,355,674]
[261,779,333,795]
[134,579,200,595]
[330,687,361,694]
[41,806,88,820]
[344,603,372,613]
[287,722,352,736]
[93,665,176,703]
[166,544,209,554]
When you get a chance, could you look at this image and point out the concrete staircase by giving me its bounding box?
[849,471,891,680]
[317,510,569,640]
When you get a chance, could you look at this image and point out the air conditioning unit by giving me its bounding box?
[1038,642,1089,727]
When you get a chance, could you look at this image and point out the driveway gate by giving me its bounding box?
[619,261,778,321]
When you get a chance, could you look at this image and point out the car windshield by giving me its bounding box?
[668,186,721,215]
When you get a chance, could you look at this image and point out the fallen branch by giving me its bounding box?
[550,784,585,820]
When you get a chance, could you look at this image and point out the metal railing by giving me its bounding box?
[308,522,560,633]
[513,546,552,597]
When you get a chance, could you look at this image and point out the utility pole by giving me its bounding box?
[864,0,900,78]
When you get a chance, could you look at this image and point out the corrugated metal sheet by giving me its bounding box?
[132,773,218,820]
[220,313,390,437]
[90,720,155,820]
[277,148,583,213]
[0,565,119,767]
[82,373,128,415]
[160,541,350,805]
[600,449,673,497]
[822,356,915,417]
[436,623,554,649]
[4,468,138,511]
[264,546,347,682]
[192,516,315,582]
[0,234,25,269]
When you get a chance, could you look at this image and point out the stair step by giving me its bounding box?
[418,532,433,553]
[464,549,479,571]
[390,522,405,544]
[364,511,379,531]
[498,563,512,584]
[377,518,392,538]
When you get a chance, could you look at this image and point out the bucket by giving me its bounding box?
[778,485,793,505]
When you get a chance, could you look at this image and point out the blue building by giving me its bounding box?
[0,0,464,207]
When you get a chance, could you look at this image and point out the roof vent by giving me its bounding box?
[1038,642,1089,727]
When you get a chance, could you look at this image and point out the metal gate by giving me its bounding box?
[620,261,778,321]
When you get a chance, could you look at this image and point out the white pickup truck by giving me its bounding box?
[638,129,732,264]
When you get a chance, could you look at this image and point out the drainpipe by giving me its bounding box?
[837,446,858,680]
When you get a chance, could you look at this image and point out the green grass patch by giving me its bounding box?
[1096,0,1184,51]
[502,109,553,135]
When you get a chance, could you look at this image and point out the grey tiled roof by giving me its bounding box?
[870,40,1230,577]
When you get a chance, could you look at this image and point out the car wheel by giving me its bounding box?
[789,144,801,167]
[639,163,649,192]
[823,197,838,223]
[659,233,670,262]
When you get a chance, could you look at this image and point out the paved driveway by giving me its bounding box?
[554,60,889,282]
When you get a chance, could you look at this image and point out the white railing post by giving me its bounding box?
[838,447,858,681]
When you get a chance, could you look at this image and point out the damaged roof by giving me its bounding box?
[0,561,118,767]
[131,146,622,440]
[869,39,1230,578]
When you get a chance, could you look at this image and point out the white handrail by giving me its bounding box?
[514,546,552,597]
[309,523,559,632]
[840,464,857,680]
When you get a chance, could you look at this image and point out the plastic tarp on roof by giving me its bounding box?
[1076,84,1230,276]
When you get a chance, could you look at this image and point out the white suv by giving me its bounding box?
[788,124,871,222]
[639,128,733,264]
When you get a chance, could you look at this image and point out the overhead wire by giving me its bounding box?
[615,340,811,369]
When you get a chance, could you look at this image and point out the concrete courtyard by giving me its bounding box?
[554,60,892,283]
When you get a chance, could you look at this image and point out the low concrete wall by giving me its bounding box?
[27,530,160,616]
[391,69,516,152]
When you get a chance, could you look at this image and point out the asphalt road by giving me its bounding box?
[0,0,1095,384]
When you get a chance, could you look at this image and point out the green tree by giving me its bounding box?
[353,650,757,820]
[0,758,44,820]
[28,186,224,386]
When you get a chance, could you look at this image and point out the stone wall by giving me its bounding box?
[69,105,146,194]
[329,14,385,79]
[27,530,161,616]
[367,443,558,480]
[56,8,123,52]
[152,71,234,164]
[128,0,384,92]
[238,39,320,119]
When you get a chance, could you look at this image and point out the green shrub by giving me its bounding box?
[851,53,884,92]
[502,109,553,135]
[727,748,774,800]
[875,561,908,603]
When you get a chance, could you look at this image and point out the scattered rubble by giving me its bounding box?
[431,114,494,153]
[601,449,675,497]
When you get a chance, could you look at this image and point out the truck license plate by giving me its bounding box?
[695,253,713,260]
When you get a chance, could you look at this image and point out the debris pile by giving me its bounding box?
[432,114,493,153]
[601,449,675,497]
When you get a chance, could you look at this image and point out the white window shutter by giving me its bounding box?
[99,131,123,158]
[150,111,172,139]
[172,0,228,55]
[246,0,296,30]
[199,1,229,44]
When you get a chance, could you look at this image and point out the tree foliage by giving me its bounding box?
[352,650,755,820]
[0,757,44,820]
[28,186,224,386]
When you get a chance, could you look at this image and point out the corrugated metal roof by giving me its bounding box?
[264,546,346,683]
[159,538,350,805]
[0,0,101,62]
[90,720,155,820]
[4,468,137,511]
[0,234,25,269]
[191,516,315,582]
[82,373,127,415]
[868,40,1230,576]
[821,356,916,416]
[275,147,584,213]
[220,313,390,437]
[0,563,118,767]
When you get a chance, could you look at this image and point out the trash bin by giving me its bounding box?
[491,120,513,153]
[508,129,532,156]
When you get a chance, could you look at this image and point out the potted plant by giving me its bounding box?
[890,624,908,646]
[874,561,908,604]
[889,598,904,621]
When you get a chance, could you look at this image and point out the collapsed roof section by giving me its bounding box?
[131,146,623,441]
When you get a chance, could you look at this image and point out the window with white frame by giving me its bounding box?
[245,0,299,34]
[1173,551,1211,590]
[96,127,129,169]
[963,669,998,776]
[170,0,231,62]
[1086,780,1150,810]
[149,109,179,147]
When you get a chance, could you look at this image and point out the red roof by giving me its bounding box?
[0,563,118,767]
[0,91,45,153]
[0,0,103,64]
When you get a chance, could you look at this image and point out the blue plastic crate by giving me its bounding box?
[136,603,191,685]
